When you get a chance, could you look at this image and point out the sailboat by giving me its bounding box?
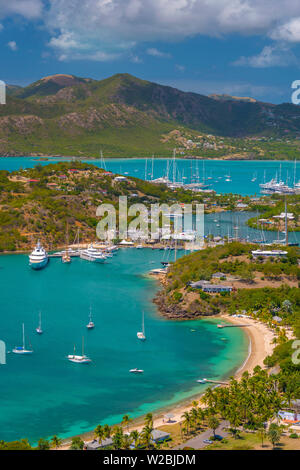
[36,311,43,334]
[68,337,91,363]
[62,224,71,264]
[137,311,146,341]
[13,323,33,355]
[86,307,95,329]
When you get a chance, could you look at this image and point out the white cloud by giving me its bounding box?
[271,18,300,43]
[0,0,42,19]
[175,64,185,72]
[7,41,18,51]
[233,45,298,68]
[42,1,300,62]
[146,48,171,58]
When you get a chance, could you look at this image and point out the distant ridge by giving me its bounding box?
[1,72,300,157]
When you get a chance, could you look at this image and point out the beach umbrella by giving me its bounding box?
[165,413,175,422]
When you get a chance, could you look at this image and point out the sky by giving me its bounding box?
[2,1,300,103]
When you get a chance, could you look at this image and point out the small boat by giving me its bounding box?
[136,245,143,249]
[130,368,144,374]
[13,323,33,355]
[68,337,91,363]
[36,311,43,335]
[197,379,207,384]
[86,307,95,330]
[137,311,146,341]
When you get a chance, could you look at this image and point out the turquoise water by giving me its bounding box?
[0,249,248,444]
[0,156,298,196]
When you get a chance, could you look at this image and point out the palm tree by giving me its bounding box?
[144,412,153,429]
[94,424,104,445]
[267,423,282,449]
[112,426,124,450]
[181,411,191,435]
[130,430,140,449]
[257,424,267,448]
[207,415,219,439]
[50,435,62,449]
[122,414,132,432]
[122,434,133,450]
[141,425,153,450]
[103,424,111,439]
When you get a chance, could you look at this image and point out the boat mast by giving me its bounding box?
[285,197,288,246]
[173,148,176,184]
[22,323,25,350]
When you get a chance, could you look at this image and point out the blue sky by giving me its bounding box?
[1,0,300,103]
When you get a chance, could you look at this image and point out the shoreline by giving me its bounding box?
[56,313,275,449]
[0,155,297,162]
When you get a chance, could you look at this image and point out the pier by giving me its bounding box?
[199,379,229,385]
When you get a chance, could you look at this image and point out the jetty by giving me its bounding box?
[199,378,229,385]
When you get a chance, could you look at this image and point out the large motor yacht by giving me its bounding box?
[29,240,49,270]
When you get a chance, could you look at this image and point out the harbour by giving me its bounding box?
[0,248,248,444]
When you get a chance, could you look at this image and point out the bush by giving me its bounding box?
[289,433,298,439]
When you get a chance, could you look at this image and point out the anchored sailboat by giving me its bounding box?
[86,307,95,330]
[13,323,33,355]
[68,337,91,363]
[137,311,146,341]
[36,311,43,334]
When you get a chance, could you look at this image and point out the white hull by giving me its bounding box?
[29,257,49,270]
[12,348,33,355]
[80,253,105,263]
[68,355,91,363]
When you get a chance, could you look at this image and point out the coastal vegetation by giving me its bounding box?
[0,161,252,252]
[155,242,299,331]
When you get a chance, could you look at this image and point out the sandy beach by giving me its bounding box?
[57,314,277,449]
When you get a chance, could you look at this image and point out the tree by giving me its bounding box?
[50,435,62,449]
[70,436,85,450]
[141,425,153,450]
[37,438,50,450]
[122,414,132,432]
[94,425,104,445]
[103,424,111,439]
[112,426,124,450]
[130,430,140,449]
[257,424,267,448]
[144,412,153,429]
[267,423,282,449]
[207,415,220,439]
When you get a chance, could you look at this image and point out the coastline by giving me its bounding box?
[56,313,275,450]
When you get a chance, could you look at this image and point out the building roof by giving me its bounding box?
[151,430,170,442]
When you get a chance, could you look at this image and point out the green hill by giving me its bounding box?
[2,73,300,158]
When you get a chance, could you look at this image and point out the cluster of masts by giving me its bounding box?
[260,162,299,195]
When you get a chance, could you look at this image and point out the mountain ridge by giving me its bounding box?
[1,73,300,158]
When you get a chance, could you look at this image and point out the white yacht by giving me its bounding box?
[29,240,49,270]
[13,324,33,355]
[137,311,146,341]
[80,244,107,263]
[130,368,144,374]
[68,337,91,364]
